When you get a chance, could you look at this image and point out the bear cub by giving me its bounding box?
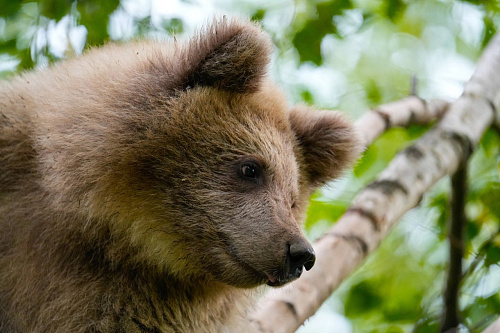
[0,18,361,332]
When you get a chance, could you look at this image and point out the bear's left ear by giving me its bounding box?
[289,106,362,186]
[176,17,272,93]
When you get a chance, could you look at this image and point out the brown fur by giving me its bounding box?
[0,18,361,332]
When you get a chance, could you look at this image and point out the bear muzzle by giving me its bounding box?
[266,240,316,287]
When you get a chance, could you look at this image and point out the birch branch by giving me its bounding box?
[248,32,500,333]
[355,97,448,147]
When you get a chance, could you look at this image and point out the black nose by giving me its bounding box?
[266,241,316,287]
[288,241,316,277]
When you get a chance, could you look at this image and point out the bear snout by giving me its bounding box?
[266,239,316,287]
[289,241,316,272]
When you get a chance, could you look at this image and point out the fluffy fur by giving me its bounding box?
[0,18,361,332]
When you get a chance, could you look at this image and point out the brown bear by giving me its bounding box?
[0,18,361,332]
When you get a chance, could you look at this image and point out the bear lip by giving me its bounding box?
[265,272,277,284]
[265,273,301,287]
[266,276,297,287]
[266,279,281,287]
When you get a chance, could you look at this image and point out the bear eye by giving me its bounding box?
[241,164,257,178]
[237,161,263,183]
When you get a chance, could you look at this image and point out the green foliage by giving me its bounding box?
[383,0,406,22]
[354,127,426,183]
[336,221,447,332]
[305,198,347,231]
[251,9,265,22]
[2,0,500,332]
[462,294,500,329]
[485,243,500,267]
[413,318,440,333]
[162,18,183,35]
[292,0,353,65]
[38,0,72,21]
[0,0,22,17]
[345,281,383,316]
[77,1,119,45]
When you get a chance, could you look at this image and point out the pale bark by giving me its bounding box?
[355,97,448,147]
[248,33,500,333]
[483,317,500,333]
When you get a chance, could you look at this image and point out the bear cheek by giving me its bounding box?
[211,205,313,288]
[208,257,267,288]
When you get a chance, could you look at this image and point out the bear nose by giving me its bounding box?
[288,241,316,275]
[266,240,316,287]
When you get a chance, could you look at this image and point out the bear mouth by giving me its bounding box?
[218,232,305,287]
[223,242,283,286]
[264,266,303,287]
[226,246,302,288]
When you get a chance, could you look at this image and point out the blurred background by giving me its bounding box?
[1,0,499,332]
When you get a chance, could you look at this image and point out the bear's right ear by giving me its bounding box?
[174,18,272,93]
[289,106,362,187]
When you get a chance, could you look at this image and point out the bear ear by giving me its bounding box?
[176,17,272,93]
[289,106,363,186]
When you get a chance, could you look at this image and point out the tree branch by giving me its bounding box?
[441,161,468,332]
[247,32,500,333]
[355,97,448,147]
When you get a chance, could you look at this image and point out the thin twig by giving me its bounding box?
[441,160,468,332]
[411,75,418,96]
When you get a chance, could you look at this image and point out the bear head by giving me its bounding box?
[39,18,361,289]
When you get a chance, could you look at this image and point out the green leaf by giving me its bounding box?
[479,128,500,159]
[477,181,500,221]
[482,14,496,49]
[17,48,35,70]
[300,89,314,104]
[383,0,406,22]
[413,318,440,333]
[251,9,265,22]
[292,21,324,65]
[161,18,183,35]
[463,294,500,329]
[428,192,449,238]
[304,200,347,230]
[354,128,412,181]
[0,39,18,54]
[365,78,382,105]
[465,220,480,244]
[292,0,353,65]
[353,144,378,178]
[345,281,383,316]
[407,124,431,140]
[77,0,120,46]
[0,0,21,17]
[484,244,500,267]
[39,0,73,21]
